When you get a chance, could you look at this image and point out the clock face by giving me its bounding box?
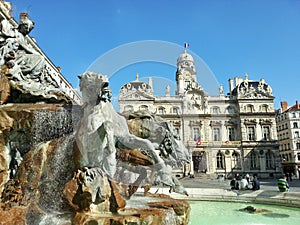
[183,71,191,80]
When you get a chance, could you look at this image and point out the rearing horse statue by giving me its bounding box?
[75,72,174,187]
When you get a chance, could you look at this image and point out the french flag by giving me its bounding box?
[196,136,201,146]
[184,42,190,48]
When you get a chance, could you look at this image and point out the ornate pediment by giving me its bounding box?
[210,120,222,126]
[119,90,154,101]
[237,80,273,99]
[244,119,257,125]
[185,87,207,110]
[241,89,273,99]
[259,118,273,125]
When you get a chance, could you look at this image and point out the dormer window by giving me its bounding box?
[158,107,165,114]
[172,107,179,114]
[212,107,220,114]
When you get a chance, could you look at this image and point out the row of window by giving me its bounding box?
[157,104,269,115]
[124,106,180,114]
[193,127,237,141]
[277,122,298,131]
[192,126,271,142]
[276,112,300,122]
[280,142,300,151]
[215,151,275,170]
[281,153,300,162]
[244,104,269,113]
[124,104,271,115]
[278,132,290,140]
[246,126,271,141]
[278,131,300,140]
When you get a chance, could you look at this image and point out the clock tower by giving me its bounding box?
[176,50,197,95]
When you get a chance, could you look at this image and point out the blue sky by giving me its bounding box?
[9,0,300,108]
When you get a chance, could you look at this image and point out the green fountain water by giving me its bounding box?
[189,201,300,225]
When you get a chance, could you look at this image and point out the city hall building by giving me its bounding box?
[118,50,281,178]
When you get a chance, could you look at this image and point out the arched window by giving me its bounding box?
[248,126,255,141]
[226,106,235,114]
[232,152,241,169]
[293,122,298,128]
[262,126,270,140]
[216,151,225,169]
[228,127,235,141]
[158,107,165,114]
[139,105,148,111]
[246,105,254,113]
[213,128,221,141]
[124,105,133,111]
[265,150,275,169]
[193,128,200,141]
[172,107,179,114]
[260,105,268,112]
[211,107,220,114]
[250,151,259,169]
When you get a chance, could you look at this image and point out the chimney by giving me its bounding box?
[296,100,299,109]
[234,77,243,87]
[281,101,288,111]
[228,78,234,92]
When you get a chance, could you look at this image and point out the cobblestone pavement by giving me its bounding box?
[180,173,300,192]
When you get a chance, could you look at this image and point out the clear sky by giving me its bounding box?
[9,0,300,108]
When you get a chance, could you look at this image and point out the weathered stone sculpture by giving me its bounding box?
[67,71,190,223]
[0,3,190,223]
[120,110,190,195]
[76,72,177,186]
[0,12,73,104]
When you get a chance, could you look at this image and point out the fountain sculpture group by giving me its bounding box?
[0,4,190,224]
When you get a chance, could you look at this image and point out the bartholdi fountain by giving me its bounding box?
[0,2,190,224]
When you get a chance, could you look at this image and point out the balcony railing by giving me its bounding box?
[188,140,241,147]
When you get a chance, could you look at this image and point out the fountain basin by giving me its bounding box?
[189,201,300,225]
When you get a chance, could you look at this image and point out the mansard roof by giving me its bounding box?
[231,79,273,99]
[286,101,300,112]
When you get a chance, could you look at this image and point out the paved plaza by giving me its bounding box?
[180,173,300,192]
[143,173,300,208]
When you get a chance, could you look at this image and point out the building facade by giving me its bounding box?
[118,50,281,178]
[276,101,300,179]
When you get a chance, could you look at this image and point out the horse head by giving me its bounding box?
[124,110,190,167]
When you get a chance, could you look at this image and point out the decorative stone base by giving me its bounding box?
[73,195,190,225]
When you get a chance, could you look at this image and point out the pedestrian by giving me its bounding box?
[278,175,289,192]
[230,177,239,190]
[240,176,249,190]
[251,176,260,191]
[245,173,250,184]
[288,172,293,182]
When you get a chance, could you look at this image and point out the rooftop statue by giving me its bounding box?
[0,13,70,103]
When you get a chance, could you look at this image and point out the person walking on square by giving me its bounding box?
[278,175,289,192]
